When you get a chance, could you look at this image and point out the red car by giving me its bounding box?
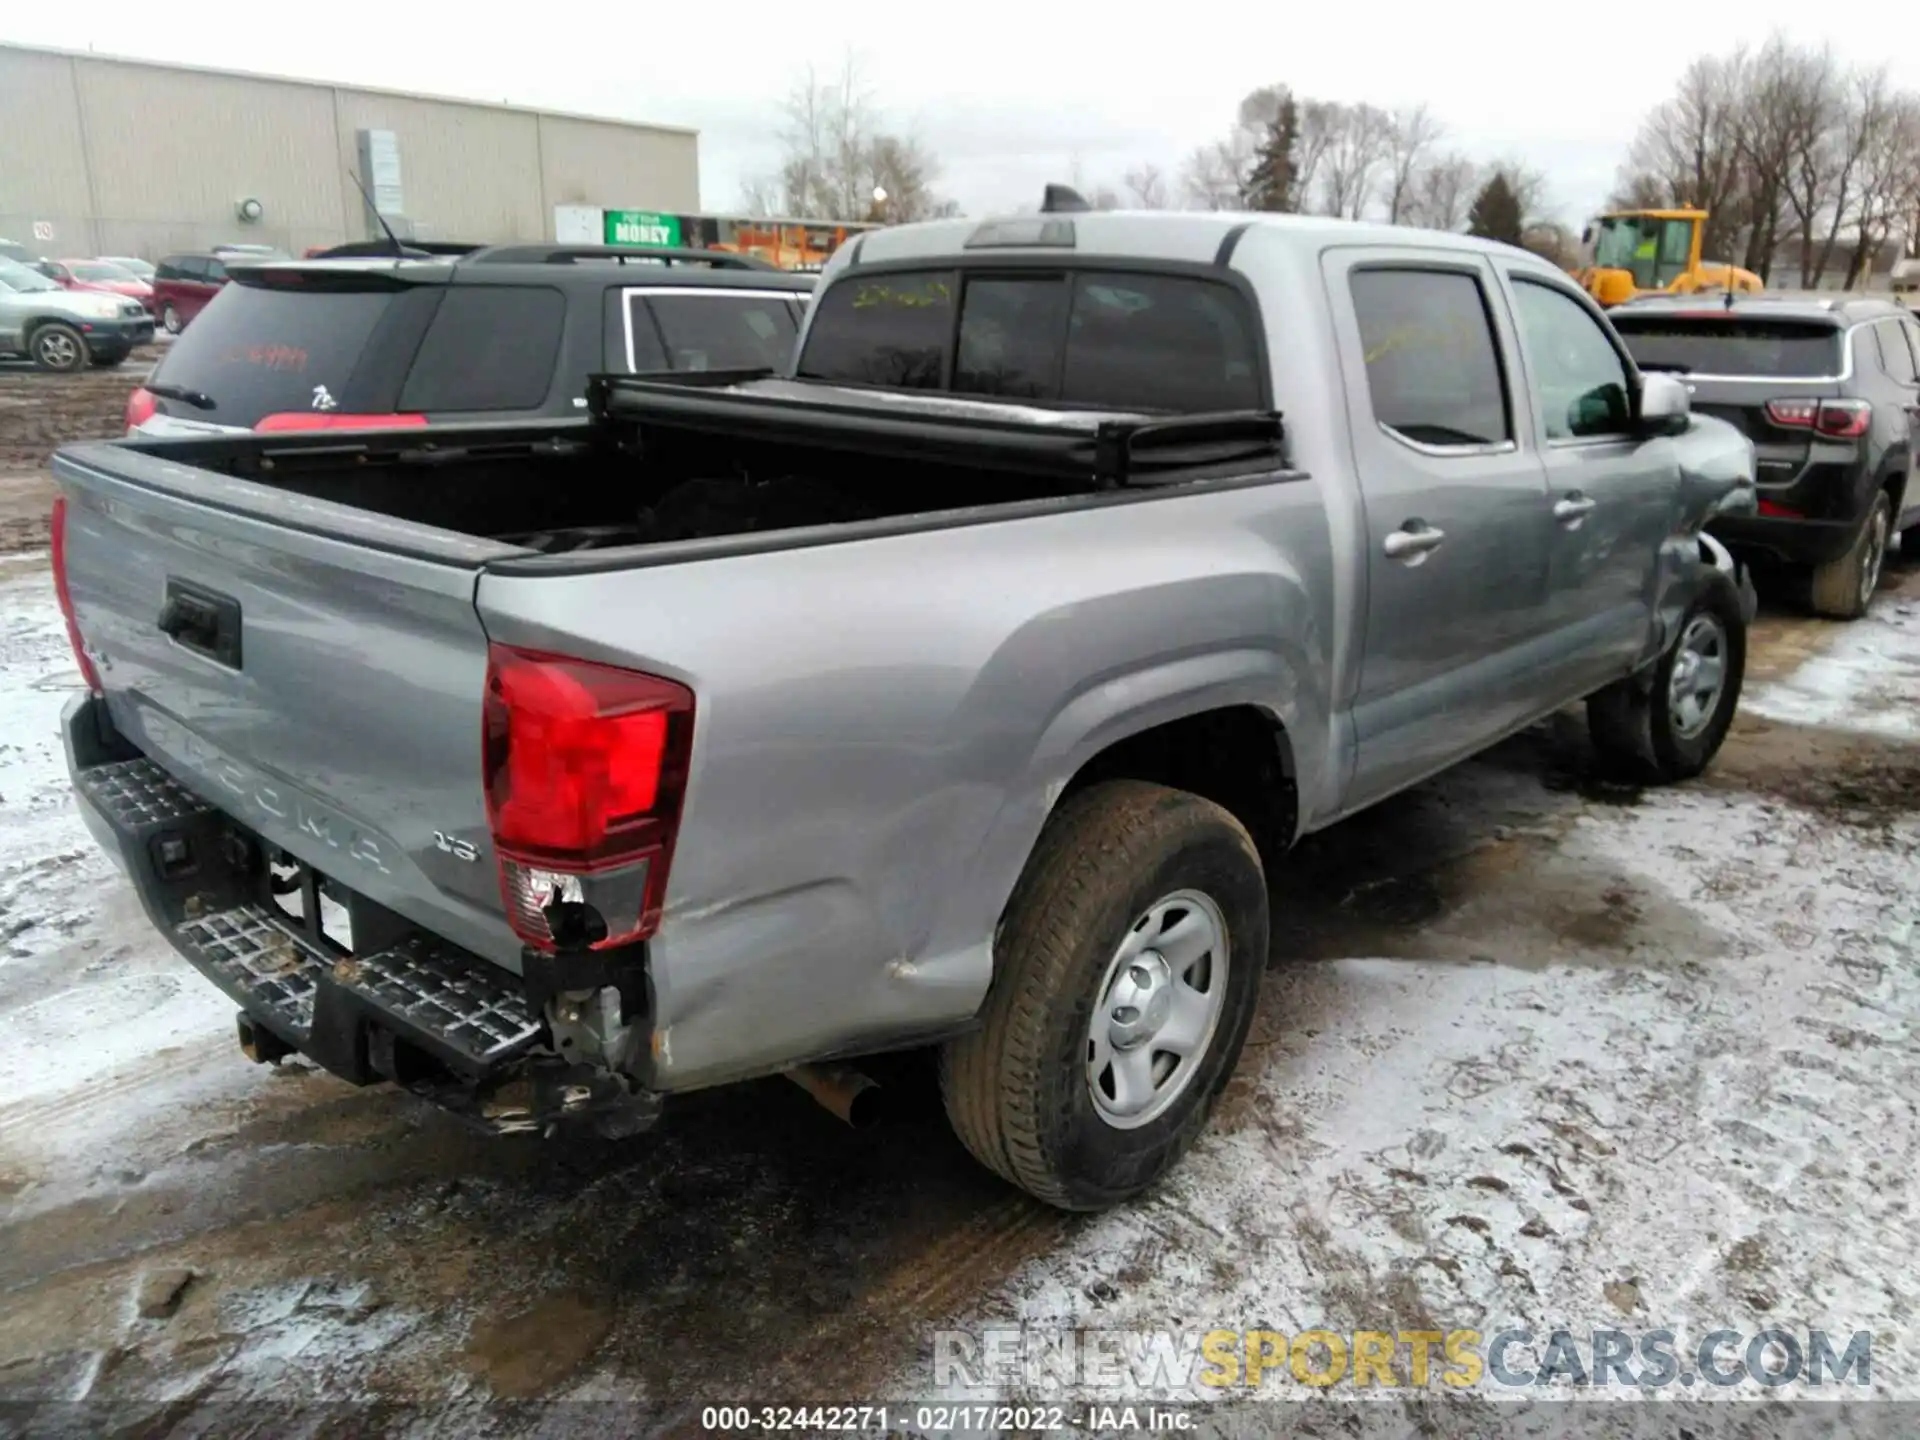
[151,252,245,334]
[34,258,156,314]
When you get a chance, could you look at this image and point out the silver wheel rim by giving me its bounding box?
[1086,888,1229,1130]
[38,331,78,369]
[1668,612,1728,740]
[1859,505,1888,609]
[163,306,181,334]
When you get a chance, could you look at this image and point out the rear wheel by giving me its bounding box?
[161,303,183,335]
[1808,492,1890,619]
[29,323,87,374]
[1589,577,1746,785]
[940,779,1268,1211]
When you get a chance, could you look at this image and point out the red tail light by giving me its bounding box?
[1757,498,1804,518]
[254,412,428,433]
[1765,397,1871,439]
[124,386,158,433]
[50,496,103,695]
[482,645,695,953]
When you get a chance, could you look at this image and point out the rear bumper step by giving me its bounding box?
[66,706,660,1138]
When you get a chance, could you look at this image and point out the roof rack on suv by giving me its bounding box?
[467,244,776,271]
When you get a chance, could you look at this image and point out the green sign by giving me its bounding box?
[605,210,682,248]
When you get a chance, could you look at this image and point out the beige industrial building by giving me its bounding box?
[0,43,701,260]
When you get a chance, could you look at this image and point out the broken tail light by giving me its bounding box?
[50,495,103,695]
[1765,398,1871,439]
[482,645,695,953]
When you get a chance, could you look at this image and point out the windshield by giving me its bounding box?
[1613,316,1844,378]
[105,257,156,279]
[0,258,59,293]
[1592,216,1697,290]
[71,261,138,283]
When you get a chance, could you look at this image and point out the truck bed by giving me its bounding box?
[65,374,1292,567]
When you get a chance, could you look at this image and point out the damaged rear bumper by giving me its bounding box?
[63,694,660,1139]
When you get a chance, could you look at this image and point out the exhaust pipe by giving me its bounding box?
[784,1062,884,1129]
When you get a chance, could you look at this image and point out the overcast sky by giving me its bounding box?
[10,3,1916,225]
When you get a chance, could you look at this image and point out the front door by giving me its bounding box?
[1324,250,1555,810]
[1501,270,1680,699]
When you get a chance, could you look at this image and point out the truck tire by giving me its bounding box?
[1808,491,1890,620]
[29,323,88,374]
[940,779,1268,1211]
[1588,575,1746,785]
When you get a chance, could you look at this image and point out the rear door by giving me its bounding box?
[1323,248,1556,808]
[1610,309,1848,514]
[56,449,523,966]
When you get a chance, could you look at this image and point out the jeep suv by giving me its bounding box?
[1612,292,1920,618]
[128,244,815,437]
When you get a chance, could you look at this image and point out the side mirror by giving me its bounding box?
[1637,371,1690,438]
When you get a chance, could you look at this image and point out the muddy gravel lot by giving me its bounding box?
[0,359,150,554]
[0,370,1916,1434]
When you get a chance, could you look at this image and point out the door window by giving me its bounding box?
[1348,267,1512,447]
[399,286,566,411]
[1874,319,1918,385]
[1509,279,1634,440]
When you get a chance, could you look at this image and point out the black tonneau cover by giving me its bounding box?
[589,371,1288,488]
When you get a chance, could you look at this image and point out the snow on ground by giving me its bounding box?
[894,592,1920,1412]
[0,560,1916,1425]
[1741,586,1920,742]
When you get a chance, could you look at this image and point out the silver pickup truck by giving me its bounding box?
[52,209,1758,1211]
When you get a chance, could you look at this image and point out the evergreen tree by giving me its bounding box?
[1241,94,1301,212]
[1467,171,1525,245]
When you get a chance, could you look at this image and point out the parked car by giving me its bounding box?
[1611,291,1920,617]
[127,243,812,436]
[0,238,40,265]
[97,256,157,282]
[150,253,237,334]
[0,256,154,371]
[53,205,1758,1210]
[33,258,156,314]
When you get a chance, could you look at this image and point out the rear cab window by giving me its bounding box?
[146,281,406,427]
[795,268,1262,411]
[1609,314,1844,378]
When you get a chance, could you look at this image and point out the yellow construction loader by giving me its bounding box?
[1574,208,1763,307]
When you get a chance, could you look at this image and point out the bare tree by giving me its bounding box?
[1810,65,1893,284]
[1383,104,1444,224]
[745,53,954,222]
[1316,103,1393,219]
[1123,163,1171,209]
[1852,92,1920,284]
[1403,153,1480,231]
[1613,49,1751,259]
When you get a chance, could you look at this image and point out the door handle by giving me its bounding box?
[1383,521,1446,562]
[1553,493,1597,525]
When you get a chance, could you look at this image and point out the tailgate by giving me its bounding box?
[55,442,526,970]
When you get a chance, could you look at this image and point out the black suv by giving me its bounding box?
[1611,292,1920,619]
[128,244,814,438]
